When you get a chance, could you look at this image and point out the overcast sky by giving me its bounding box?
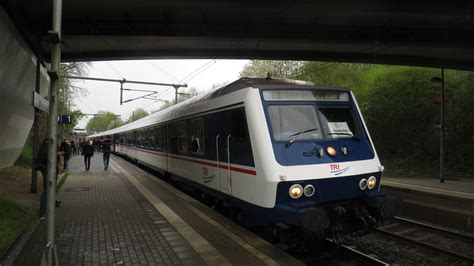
[72,59,249,128]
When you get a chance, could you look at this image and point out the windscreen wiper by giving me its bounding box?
[285,128,318,148]
[326,132,360,141]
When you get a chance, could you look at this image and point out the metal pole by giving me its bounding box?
[120,82,123,105]
[31,46,42,193]
[175,86,178,104]
[45,0,62,265]
[440,68,445,183]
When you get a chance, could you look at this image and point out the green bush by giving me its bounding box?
[296,62,474,177]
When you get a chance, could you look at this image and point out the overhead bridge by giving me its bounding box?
[2,0,474,70]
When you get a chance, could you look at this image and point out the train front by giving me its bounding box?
[258,87,388,239]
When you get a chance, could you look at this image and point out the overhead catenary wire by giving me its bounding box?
[179,60,217,83]
[147,61,180,82]
[106,62,125,79]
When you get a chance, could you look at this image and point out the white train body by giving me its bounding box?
[92,78,386,231]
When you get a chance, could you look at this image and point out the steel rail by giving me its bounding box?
[375,228,474,263]
[392,216,474,244]
[325,238,388,266]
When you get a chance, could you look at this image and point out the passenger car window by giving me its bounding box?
[177,121,187,153]
[189,118,204,154]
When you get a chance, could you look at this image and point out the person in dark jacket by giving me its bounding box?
[60,140,73,171]
[101,138,112,170]
[36,139,62,217]
[81,138,94,170]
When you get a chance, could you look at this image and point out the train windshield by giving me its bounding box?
[265,89,360,141]
[268,105,359,141]
[268,105,323,141]
[318,107,359,139]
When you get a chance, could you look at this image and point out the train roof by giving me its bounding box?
[89,77,349,138]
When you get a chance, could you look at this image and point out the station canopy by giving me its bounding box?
[3,0,474,70]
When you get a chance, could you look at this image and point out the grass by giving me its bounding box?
[15,145,33,167]
[0,199,30,255]
[56,172,69,192]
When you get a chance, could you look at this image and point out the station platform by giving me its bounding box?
[380,174,474,233]
[382,174,474,200]
[13,154,302,265]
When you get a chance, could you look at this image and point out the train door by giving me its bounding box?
[216,108,253,196]
[215,113,232,195]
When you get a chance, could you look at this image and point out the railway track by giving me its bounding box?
[324,238,389,265]
[375,216,474,264]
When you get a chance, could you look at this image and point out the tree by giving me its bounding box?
[126,108,149,123]
[296,62,373,92]
[154,87,199,112]
[85,111,123,132]
[240,60,304,79]
[58,62,91,139]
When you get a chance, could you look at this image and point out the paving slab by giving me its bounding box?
[13,154,205,265]
[12,153,301,265]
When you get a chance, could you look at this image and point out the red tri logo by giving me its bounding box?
[330,164,340,171]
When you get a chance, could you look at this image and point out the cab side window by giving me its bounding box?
[231,109,248,143]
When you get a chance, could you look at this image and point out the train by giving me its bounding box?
[90,77,388,246]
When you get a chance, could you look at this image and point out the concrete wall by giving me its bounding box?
[0,7,49,169]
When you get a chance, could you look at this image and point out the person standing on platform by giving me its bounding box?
[60,140,72,171]
[36,139,63,217]
[81,138,94,170]
[101,137,112,170]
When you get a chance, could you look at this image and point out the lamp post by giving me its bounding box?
[431,68,445,183]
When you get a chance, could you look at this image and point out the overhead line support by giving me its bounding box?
[64,75,187,105]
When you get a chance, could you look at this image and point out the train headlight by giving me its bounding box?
[367,176,377,189]
[289,184,303,199]
[359,178,368,190]
[304,184,315,197]
[326,146,337,157]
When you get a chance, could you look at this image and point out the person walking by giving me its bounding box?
[81,138,94,170]
[75,139,81,155]
[70,139,76,155]
[101,137,112,170]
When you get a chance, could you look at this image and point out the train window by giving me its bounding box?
[177,121,187,153]
[318,107,359,139]
[268,105,322,141]
[155,126,163,151]
[231,109,248,143]
[148,128,155,149]
[189,118,204,154]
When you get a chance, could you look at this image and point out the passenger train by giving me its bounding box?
[91,77,387,244]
